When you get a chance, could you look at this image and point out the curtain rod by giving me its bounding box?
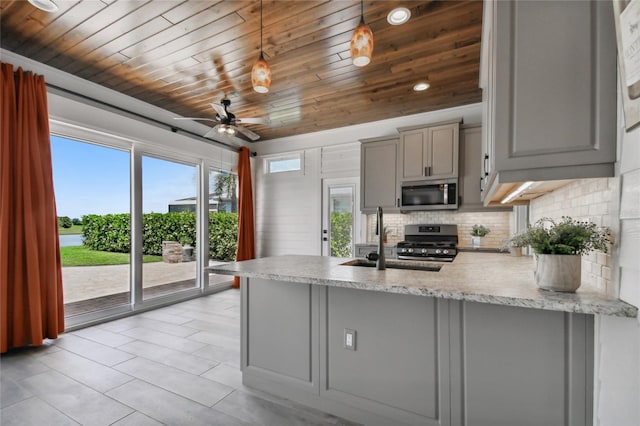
[45,82,243,153]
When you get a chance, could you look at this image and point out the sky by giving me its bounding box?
[51,136,198,219]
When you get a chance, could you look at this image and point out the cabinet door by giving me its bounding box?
[428,123,459,179]
[460,126,483,208]
[400,130,426,181]
[360,139,399,212]
[491,0,615,176]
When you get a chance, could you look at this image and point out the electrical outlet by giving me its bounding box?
[344,328,356,351]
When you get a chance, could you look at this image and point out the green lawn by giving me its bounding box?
[60,246,162,267]
[58,225,83,235]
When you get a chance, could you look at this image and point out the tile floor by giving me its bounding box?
[0,289,358,426]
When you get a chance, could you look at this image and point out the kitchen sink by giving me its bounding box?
[340,259,442,272]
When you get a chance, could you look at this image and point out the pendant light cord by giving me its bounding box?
[360,0,365,25]
[260,0,263,54]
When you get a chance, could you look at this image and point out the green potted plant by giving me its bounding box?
[470,224,490,248]
[508,217,609,292]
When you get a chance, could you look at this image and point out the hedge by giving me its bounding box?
[330,211,353,257]
[82,212,238,261]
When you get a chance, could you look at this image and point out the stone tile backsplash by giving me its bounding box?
[366,210,512,249]
[529,177,618,294]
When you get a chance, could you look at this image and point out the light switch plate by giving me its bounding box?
[344,328,356,351]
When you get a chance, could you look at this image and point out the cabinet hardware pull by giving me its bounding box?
[483,154,489,177]
[397,198,400,207]
[480,177,483,193]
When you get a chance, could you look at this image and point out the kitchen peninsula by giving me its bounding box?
[207,254,636,426]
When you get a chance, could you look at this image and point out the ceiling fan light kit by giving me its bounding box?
[351,1,374,67]
[252,0,271,93]
[28,0,58,12]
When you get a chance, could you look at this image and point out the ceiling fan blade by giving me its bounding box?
[204,125,223,139]
[173,117,218,123]
[236,117,270,125]
[235,125,260,141]
[211,102,227,119]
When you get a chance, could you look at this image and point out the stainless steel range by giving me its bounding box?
[396,224,458,262]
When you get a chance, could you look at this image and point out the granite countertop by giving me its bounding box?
[206,253,638,318]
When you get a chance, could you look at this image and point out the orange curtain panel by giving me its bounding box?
[233,147,255,288]
[1,62,64,353]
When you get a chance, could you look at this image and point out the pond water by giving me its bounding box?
[59,234,83,247]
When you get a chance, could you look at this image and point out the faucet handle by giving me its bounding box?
[365,252,379,262]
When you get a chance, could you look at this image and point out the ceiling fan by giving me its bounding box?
[174,99,268,141]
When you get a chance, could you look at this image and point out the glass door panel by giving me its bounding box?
[207,168,238,289]
[51,136,131,317]
[142,156,198,300]
[322,178,357,257]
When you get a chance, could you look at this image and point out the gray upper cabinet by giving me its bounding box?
[460,125,510,212]
[398,122,459,182]
[360,136,400,213]
[480,0,617,202]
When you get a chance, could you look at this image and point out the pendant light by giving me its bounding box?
[252,0,272,93]
[350,0,374,67]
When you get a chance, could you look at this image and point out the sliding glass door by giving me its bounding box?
[141,155,199,300]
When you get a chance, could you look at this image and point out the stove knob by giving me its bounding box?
[443,249,449,255]
[421,248,427,254]
[435,249,442,254]
[408,248,414,253]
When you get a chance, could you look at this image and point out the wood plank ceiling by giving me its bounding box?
[0,0,483,142]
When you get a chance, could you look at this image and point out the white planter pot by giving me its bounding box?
[471,236,481,248]
[534,254,582,292]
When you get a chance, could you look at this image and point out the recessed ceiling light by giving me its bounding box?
[28,0,58,12]
[413,82,430,92]
[387,7,411,25]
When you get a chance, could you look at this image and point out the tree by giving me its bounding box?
[58,216,72,228]
[72,218,82,225]
[211,172,238,213]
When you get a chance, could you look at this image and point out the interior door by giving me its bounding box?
[321,178,360,257]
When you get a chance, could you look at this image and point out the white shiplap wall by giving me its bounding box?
[255,148,322,257]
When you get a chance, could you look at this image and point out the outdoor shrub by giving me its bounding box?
[72,217,82,225]
[58,216,72,228]
[82,212,238,261]
[330,211,352,257]
[83,214,130,252]
[209,212,238,261]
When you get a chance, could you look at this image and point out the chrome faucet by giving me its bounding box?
[365,206,386,270]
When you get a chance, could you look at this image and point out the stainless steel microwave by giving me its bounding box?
[400,179,458,211]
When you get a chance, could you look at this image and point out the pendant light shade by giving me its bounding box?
[252,53,271,93]
[350,1,373,67]
[252,0,271,93]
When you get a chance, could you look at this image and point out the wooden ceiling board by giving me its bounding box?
[0,0,483,142]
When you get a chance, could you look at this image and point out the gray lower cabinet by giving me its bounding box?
[241,279,593,426]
